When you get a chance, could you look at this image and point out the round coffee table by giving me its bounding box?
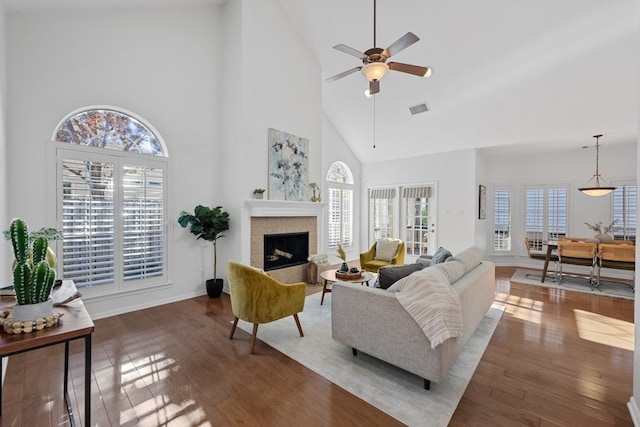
[319,269,376,305]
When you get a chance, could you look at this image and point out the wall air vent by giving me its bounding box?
[409,102,430,115]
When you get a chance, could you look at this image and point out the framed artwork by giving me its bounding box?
[268,128,309,201]
[478,185,486,220]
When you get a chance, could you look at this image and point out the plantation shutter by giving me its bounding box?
[341,189,353,246]
[327,188,341,248]
[547,186,567,240]
[493,188,511,251]
[525,186,544,251]
[61,158,115,286]
[122,165,164,281]
[613,184,637,241]
[370,188,395,240]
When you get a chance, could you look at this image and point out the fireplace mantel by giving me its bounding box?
[240,200,327,268]
[244,199,326,217]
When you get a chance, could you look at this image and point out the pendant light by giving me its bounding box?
[578,134,616,196]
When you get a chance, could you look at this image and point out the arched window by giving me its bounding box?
[52,107,168,292]
[326,161,354,248]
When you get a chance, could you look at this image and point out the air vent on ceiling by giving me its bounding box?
[409,102,430,115]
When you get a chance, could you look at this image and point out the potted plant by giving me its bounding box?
[6,218,58,322]
[253,188,266,199]
[178,205,230,298]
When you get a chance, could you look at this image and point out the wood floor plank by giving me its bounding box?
[0,266,633,426]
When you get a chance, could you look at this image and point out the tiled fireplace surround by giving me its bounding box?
[243,200,326,283]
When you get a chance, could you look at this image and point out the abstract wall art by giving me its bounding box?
[268,128,309,201]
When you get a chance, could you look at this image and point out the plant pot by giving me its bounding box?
[206,278,224,298]
[12,299,53,322]
[254,193,264,199]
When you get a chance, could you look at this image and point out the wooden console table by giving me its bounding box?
[0,297,94,426]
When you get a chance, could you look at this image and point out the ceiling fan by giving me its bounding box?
[325,0,432,96]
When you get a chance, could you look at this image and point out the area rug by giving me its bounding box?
[511,268,634,300]
[237,292,504,426]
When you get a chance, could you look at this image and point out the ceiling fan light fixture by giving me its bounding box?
[361,62,389,82]
[578,134,616,197]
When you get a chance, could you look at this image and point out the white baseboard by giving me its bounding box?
[628,397,640,426]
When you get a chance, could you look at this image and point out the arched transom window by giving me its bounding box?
[53,107,168,293]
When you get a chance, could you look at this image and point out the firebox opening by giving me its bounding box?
[264,232,309,271]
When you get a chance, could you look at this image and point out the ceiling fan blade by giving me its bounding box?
[382,32,419,58]
[325,66,362,83]
[333,44,368,60]
[388,62,432,78]
[369,80,380,95]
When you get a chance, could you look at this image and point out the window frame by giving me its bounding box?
[523,183,569,253]
[50,106,170,298]
[326,161,354,250]
[491,185,512,255]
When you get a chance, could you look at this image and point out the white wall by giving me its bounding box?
[361,148,478,256]
[220,0,324,285]
[6,5,223,318]
[0,3,8,283]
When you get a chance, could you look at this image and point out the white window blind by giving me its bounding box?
[370,188,395,240]
[327,188,342,248]
[122,165,164,281]
[493,188,511,251]
[613,184,637,242]
[525,184,568,251]
[62,159,116,286]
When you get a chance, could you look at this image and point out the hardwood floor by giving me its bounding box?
[0,266,633,426]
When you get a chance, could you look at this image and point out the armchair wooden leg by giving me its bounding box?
[251,324,259,354]
[229,317,239,339]
[293,314,304,337]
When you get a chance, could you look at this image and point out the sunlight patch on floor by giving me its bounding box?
[495,292,543,324]
[574,309,634,351]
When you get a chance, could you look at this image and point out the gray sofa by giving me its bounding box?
[331,247,496,389]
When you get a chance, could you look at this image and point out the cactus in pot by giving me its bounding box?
[9,218,56,306]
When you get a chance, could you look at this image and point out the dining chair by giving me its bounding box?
[557,241,598,288]
[523,237,558,281]
[596,243,635,290]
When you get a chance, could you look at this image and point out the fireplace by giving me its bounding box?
[264,232,309,271]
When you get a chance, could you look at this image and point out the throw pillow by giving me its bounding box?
[429,247,452,266]
[374,239,400,261]
[377,263,424,289]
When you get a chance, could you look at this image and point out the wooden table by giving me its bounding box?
[541,240,558,283]
[0,297,94,426]
[320,270,376,305]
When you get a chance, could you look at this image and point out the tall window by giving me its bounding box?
[613,182,637,242]
[524,184,568,251]
[492,187,511,252]
[402,186,432,256]
[53,107,168,290]
[326,162,354,248]
[370,188,395,241]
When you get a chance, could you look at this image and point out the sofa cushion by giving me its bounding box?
[375,239,399,261]
[429,247,452,266]
[433,260,466,284]
[447,246,483,274]
[378,263,424,289]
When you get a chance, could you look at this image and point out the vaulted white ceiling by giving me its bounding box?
[277,0,639,163]
[4,0,639,164]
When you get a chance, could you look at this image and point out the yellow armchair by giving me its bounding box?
[359,238,405,273]
[227,261,306,353]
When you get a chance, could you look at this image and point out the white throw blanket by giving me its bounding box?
[387,267,463,348]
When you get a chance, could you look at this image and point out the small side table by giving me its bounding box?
[320,270,376,305]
